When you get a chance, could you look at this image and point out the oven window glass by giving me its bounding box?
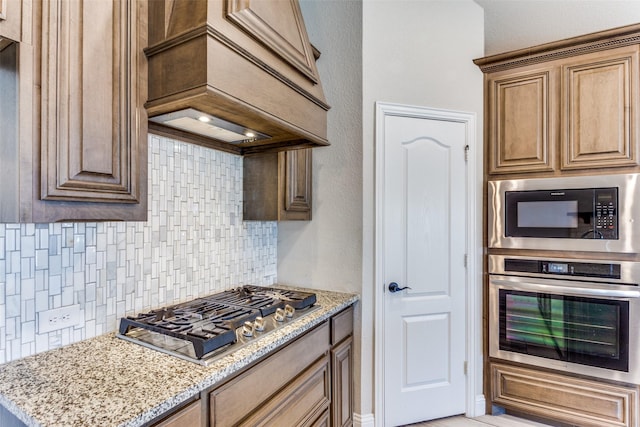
[517,200,578,228]
[499,289,628,371]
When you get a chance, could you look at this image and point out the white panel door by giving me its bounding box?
[381,107,468,426]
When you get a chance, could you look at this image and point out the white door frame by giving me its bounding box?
[373,102,484,425]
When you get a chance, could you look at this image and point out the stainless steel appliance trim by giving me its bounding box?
[488,173,640,253]
[489,274,640,383]
[490,275,640,298]
[489,254,640,285]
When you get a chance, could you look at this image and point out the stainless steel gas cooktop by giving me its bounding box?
[117,286,318,366]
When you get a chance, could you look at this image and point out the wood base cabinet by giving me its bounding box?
[330,307,354,427]
[209,322,331,427]
[476,24,640,178]
[491,363,638,427]
[149,307,354,427]
[151,399,203,427]
[1,0,147,222]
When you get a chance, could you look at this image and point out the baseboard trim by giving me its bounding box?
[354,412,375,427]
[473,393,487,417]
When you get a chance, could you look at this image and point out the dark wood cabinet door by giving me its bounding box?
[40,0,145,204]
[280,148,312,220]
[243,148,312,221]
[331,336,353,427]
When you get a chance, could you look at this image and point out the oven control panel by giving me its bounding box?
[504,258,621,279]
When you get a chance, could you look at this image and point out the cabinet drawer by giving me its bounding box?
[151,399,202,427]
[209,321,330,427]
[331,306,353,345]
[492,363,638,427]
[239,355,330,427]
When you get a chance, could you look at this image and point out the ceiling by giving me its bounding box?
[474,0,640,56]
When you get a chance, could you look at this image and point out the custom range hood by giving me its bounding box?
[145,0,330,154]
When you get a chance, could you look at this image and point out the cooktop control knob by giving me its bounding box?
[254,316,265,332]
[275,307,285,322]
[284,304,295,318]
[242,321,254,337]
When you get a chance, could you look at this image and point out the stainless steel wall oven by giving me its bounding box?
[489,255,640,383]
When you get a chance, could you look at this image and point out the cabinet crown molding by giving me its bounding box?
[474,23,640,73]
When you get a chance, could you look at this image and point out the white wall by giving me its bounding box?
[282,0,365,414]
[290,0,484,422]
[280,2,363,294]
[362,1,484,420]
[475,0,640,56]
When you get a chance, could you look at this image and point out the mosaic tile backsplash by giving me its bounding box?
[0,134,277,363]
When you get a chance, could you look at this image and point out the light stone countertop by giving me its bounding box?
[0,288,359,427]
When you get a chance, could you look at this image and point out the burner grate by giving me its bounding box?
[118,286,317,360]
[211,286,317,316]
[118,304,260,358]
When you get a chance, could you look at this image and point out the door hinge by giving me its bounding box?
[464,254,468,268]
[464,144,470,162]
[464,361,468,375]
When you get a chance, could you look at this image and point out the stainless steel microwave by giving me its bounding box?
[488,173,640,253]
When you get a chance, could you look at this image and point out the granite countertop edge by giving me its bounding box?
[0,288,359,427]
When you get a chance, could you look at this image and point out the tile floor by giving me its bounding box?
[406,414,554,427]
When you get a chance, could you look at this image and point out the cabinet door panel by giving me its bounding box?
[331,336,353,427]
[0,0,22,43]
[562,46,640,170]
[243,149,312,221]
[280,148,312,219]
[41,0,142,202]
[488,69,555,174]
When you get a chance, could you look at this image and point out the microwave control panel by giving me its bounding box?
[595,188,618,239]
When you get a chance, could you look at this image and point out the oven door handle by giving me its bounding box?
[490,277,640,299]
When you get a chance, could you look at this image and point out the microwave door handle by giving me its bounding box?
[490,278,640,299]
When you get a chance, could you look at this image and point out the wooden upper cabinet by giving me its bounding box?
[0,0,148,222]
[561,46,639,170]
[40,0,145,204]
[243,149,312,221]
[281,149,312,220]
[476,24,640,177]
[487,67,555,174]
[0,0,22,43]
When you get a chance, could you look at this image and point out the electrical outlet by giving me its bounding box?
[37,305,83,334]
